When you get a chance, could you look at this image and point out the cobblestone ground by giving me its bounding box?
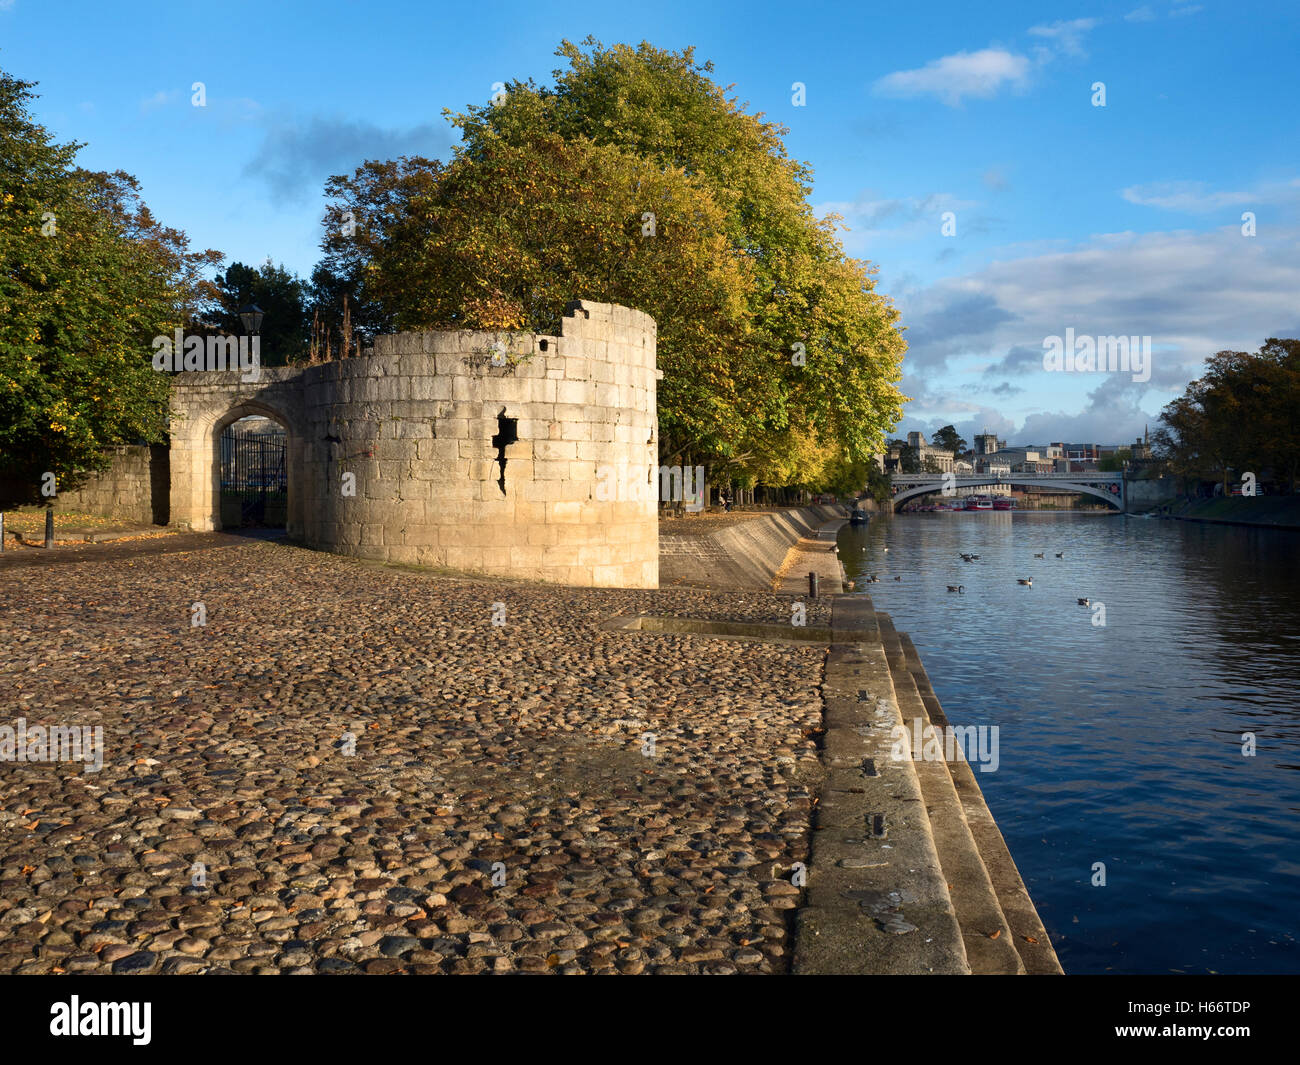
[0,540,829,974]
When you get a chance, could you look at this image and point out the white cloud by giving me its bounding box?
[816,190,992,255]
[873,49,1032,106]
[873,17,1100,107]
[140,90,178,113]
[894,224,1300,439]
[1121,179,1300,213]
[1028,18,1101,58]
[820,191,978,231]
[1125,6,1157,21]
[1170,4,1204,16]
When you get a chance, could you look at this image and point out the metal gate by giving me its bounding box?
[220,426,287,527]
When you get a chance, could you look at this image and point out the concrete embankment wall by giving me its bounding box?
[795,596,1063,975]
[659,505,845,589]
[1125,475,1179,512]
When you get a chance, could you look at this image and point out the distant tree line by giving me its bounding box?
[1152,339,1300,493]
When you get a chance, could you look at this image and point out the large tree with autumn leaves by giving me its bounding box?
[0,70,220,503]
[319,38,907,490]
[1153,339,1300,493]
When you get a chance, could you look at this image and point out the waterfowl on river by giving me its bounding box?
[947,585,964,593]
[1018,577,1033,586]
[1078,597,1090,606]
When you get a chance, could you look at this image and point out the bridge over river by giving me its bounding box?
[887,472,1126,512]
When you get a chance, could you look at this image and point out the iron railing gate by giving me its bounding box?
[220,428,287,526]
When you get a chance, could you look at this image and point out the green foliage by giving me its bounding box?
[208,260,310,365]
[818,451,885,498]
[308,261,391,347]
[931,424,966,455]
[320,37,907,485]
[0,70,220,502]
[1154,339,1300,492]
[888,440,920,473]
[863,462,892,504]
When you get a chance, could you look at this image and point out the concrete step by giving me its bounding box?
[875,612,1025,975]
[774,515,850,595]
[793,595,968,973]
[897,632,1064,975]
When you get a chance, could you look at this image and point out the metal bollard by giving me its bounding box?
[808,571,819,598]
[45,508,54,549]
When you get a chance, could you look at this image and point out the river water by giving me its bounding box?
[836,511,1300,975]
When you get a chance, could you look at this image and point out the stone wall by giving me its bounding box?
[168,300,660,588]
[1125,474,1179,513]
[50,445,168,525]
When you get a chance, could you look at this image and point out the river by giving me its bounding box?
[836,511,1300,975]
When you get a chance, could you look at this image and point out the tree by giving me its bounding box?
[891,441,920,473]
[1154,339,1300,493]
[0,70,220,503]
[322,135,753,461]
[862,462,892,504]
[921,454,943,474]
[931,424,966,455]
[320,38,907,483]
[307,261,392,352]
[1097,448,1131,472]
[1254,338,1300,491]
[208,260,310,365]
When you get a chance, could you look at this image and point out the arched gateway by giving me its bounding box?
[164,300,660,588]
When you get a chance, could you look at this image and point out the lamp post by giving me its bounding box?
[238,304,264,335]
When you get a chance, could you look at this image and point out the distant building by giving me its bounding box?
[973,432,1005,455]
[1052,442,1102,473]
[975,447,1054,475]
[974,456,1011,477]
[897,431,956,473]
[1131,426,1153,461]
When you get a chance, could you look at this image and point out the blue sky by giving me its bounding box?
[4,0,1298,446]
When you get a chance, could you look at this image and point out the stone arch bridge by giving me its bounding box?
[887,472,1126,511]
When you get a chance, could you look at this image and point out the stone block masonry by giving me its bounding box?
[165,300,661,588]
[46,445,169,526]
